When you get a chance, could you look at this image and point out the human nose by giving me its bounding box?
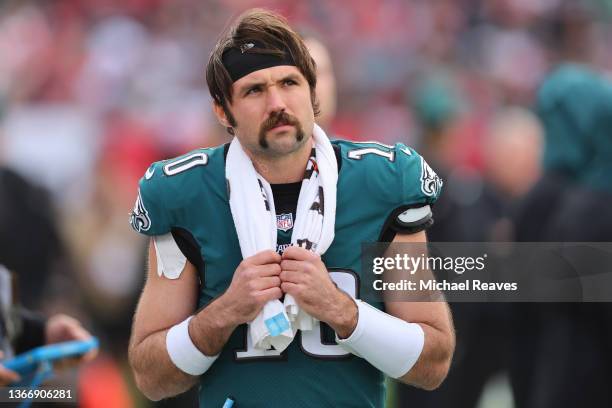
[266,86,287,113]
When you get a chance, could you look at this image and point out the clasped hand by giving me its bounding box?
[222,246,350,327]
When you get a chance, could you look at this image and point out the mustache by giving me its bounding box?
[259,110,303,148]
[262,110,299,132]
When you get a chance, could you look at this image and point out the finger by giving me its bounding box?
[279,270,303,284]
[256,286,283,302]
[66,323,92,342]
[247,250,281,266]
[280,281,300,296]
[281,246,312,261]
[281,260,318,277]
[0,366,20,384]
[46,314,85,344]
[251,276,281,291]
[280,259,303,271]
[250,263,282,277]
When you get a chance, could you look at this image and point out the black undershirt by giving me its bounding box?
[271,182,302,224]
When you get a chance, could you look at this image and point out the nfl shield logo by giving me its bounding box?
[276,213,294,232]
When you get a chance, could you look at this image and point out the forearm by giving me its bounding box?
[189,296,239,356]
[398,323,454,390]
[129,297,238,401]
[323,289,358,338]
[129,329,197,401]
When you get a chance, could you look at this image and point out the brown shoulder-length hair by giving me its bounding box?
[206,8,320,129]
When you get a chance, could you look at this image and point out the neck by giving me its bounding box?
[250,138,313,184]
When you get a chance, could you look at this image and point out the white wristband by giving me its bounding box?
[335,300,424,379]
[166,316,219,376]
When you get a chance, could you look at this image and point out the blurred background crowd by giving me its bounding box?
[0,0,611,406]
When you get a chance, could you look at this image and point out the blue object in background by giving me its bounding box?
[2,338,99,408]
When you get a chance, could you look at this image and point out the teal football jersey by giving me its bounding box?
[130,140,442,408]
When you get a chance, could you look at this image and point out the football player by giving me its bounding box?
[128,9,454,407]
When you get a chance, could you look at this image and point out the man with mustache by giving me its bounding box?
[128,8,454,407]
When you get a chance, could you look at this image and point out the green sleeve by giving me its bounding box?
[386,143,443,234]
[394,143,443,207]
[129,162,172,236]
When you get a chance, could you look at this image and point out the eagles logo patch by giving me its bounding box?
[129,191,152,232]
[420,158,443,197]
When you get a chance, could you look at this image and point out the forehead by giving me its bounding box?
[232,65,304,89]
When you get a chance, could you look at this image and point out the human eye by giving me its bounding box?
[245,85,262,96]
[282,78,298,86]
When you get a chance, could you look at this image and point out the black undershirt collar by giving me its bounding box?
[271,181,301,215]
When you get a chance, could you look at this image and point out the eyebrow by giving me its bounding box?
[279,73,302,83]
[238,81,265,96]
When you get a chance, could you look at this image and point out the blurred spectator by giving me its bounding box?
[513,64,612,408]
[304,34,337,132]
[399,71,506,408]
[0,268,97,387]
[0,260,97,391]
[515,64,602,242]
[0,154,76,310]
[484,107,542,200]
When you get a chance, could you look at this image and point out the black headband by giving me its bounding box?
[222,41,296,83]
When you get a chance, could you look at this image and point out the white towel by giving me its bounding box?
[226,124,338,351]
